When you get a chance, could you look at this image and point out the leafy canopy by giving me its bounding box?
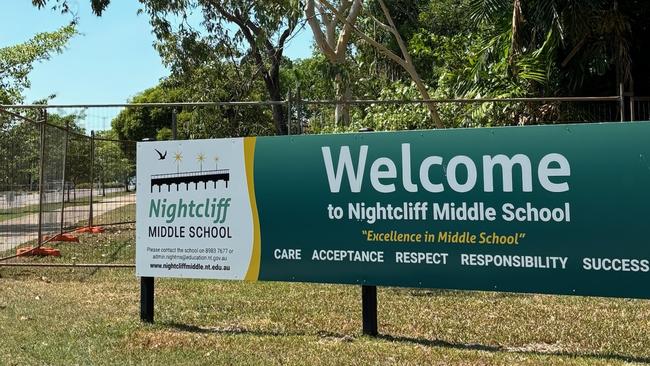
[0,23,77,103]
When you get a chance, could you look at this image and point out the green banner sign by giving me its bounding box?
[137,122,650,299]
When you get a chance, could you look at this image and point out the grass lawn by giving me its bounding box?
[0,211,32,223]
[77,203,136,228]
[1,227,650,365]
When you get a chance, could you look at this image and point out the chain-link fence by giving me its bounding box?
[41,121,66,243]
[0,109,43,257]
[61,128,93,231]
[1,95,647,267]
[91,136,136,227]
[0,107,137,265]
[631,97,650,121]
[295,96,626,133]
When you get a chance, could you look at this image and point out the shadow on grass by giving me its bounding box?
[396,288,526,299]
[163,321,650,364]
[164,322,309,338]
[79,236,132,281]
[377,334,650,364]
[164,322,356,343]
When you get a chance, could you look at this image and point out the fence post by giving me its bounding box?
[619,82,625,122]
[287,91,292,136]
[172,108,178,140]
[296,86,302,135]
[358,127,378,336]
[630,96,636,122]
[89,130,95,228]
[37,109,47,246]
[59,121,69,234]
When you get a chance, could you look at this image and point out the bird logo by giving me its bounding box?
[154,149,167,160]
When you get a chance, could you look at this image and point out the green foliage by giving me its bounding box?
[111,86,182,143]
[60,114,94,187]
[139,0,302,134]
[460,0,635,97]
[0,24,77,104]
[94,136,134,189]
[155,127,172,141]
[308,82,434,133]
[357,82,433,131]
[0,118,40,190]
[291,55,338,101]
[0,112,89,191]
[111,66,276,144]
[28,0,650,133]
[0,23,78,191]
[468,0,509,24]
[31,0,110,15]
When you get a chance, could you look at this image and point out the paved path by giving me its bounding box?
[0,188,126,210]
[0,193,135,253]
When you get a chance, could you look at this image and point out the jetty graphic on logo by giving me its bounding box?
[150,150,230,192]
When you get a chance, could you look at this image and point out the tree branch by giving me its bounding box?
[318,0,407,68]
[278,19,297,49]
[316,1,337,45]
[318,0,443,128]
[207,1,271,85]
[377,0,411,65]
[334,0,362,59]
[371,15,397,38]
[306,0,338,61]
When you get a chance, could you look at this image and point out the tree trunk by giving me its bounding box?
[305,0,360,128]
[407,63,444,128]
[265,65,287,135]
[272,104,286,135]
[318,0,443,128]
[334,72,351,126]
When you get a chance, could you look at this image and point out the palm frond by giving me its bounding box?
[469,0,510,24]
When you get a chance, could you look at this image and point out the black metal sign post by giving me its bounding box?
[140,276,155,323]
[139,137,158,323]
[362,285,378,336]
[358,127,379,336]
[139,113,180,323]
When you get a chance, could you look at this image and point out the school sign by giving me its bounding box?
[136,122,650,299]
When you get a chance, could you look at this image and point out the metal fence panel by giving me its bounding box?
[91,138,136,227]
[41,121,66,241]
[0,109,43,261]
[62,129,93,231]
[631,97,650,121]
[0,107,138,265]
